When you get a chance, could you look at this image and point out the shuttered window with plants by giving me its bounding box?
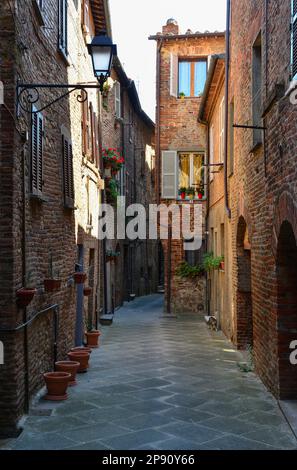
[292,0,297,80]
[31,109,44,196]
[62,132,74,208]
[58,0,68,57]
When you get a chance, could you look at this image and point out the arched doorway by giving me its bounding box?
[236,216,253,349]
[276,221,297,399]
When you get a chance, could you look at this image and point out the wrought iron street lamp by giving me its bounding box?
[17,32,117,114]
[87,33,117,92]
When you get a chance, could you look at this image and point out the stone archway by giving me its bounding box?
[276,221,297,399]
[236,216,253,350]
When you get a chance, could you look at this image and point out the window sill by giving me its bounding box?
[177,198,206,203]
[32,1,45,26]
[57,47,70,67]
[64,200,76,211]
[30,193,48,203]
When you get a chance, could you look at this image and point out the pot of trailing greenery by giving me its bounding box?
[16,271,37,307]
[106,249,120,263]
[106,178,118,204]
[44,251,62,292]
[186,187,195,200]
[179,92,186,100]
[85,318,101,348]
[43,371,71,401]
[73,272,87,284]
[176,262,205,279]
[197,185,205,200]
[178,187,187,200]
[203,252,224,272]
[67,350,90,373]
[55,361,80,386]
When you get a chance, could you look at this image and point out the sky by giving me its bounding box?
[109,0,227,120]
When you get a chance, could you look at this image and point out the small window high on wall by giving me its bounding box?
[178,60,207,97]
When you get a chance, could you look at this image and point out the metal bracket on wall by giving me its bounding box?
[16,83,101,114]
[233,124,267,130]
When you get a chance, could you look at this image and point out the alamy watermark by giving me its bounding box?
[99,198,203,250]
[289,340,297,365]
[0,81,4,105]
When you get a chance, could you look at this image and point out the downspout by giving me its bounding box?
[224,0,232,219]
[156,39,163,206]
[22,142,29,413]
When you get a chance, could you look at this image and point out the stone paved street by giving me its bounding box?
[2,295,297,450]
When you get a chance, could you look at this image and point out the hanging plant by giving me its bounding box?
[203,252,224,272]
[176,262,205,279]
[102,148,124,172]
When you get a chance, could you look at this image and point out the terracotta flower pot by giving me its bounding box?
[85,330,101,348]
[71,346,92,354]
[55,361,80,386]
[43,371,71,401]
[73,272,87,284]
[180,193,186,200]
[44,279,62,292]
[16,288,37,307]
[83,286,92,297]
[220,261,225,271]
[67,351,90,373]
[198,193,203,200]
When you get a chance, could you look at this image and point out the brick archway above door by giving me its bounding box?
[272,191,297,260]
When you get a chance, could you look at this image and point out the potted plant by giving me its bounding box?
[186,187,195,200]
[44,251,61,292]
[55,361,80,386]
[85,318,101,348]
[178,187,187,200]
[179,92,186,100]
[106,178,118,204]
[106,249,120,262]
[197,185,205,200]
[43,371,71,401]
[102,148,125,174]
[16,271,37,307]
[220,258,225,271]
[203,252,224,272]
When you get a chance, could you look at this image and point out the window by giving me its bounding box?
[219,97,225,163]
[58,0,68,56]
[179,153,204,193]
[115,81,121,118]
[252,32,263,146]
[31,109,43,196]
[291,0,297,80]
[81,0,95,38]
[185,240,205,267]
[229,99,234,175]
[178,60,207,97]
[62,131,74,207]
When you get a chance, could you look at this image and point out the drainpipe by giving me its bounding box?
[224,0,232,219]
[156,39,163,206]
[75,247,84,346]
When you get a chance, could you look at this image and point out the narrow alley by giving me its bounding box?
[2,295,296,451]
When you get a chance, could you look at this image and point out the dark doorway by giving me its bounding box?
[236,217,253,349]
[276,221,297,399]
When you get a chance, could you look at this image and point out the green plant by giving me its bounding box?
[186,187,195,196]
[107,178,118,201]
[178,187,187,195]
[176,262,204,279]
[203,252,224,272]
[106,249,121,258]
[179,92,186,98]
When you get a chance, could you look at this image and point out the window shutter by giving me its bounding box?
[292,0,297,79]
[162,150,177,199]
[209,125,214,182]
[31,110,43,195]
[170,53,178,97]
[62,133,74,206]
[115,82,121,118]
[58,0,68,54]
[89,102,95,162]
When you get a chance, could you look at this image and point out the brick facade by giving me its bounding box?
[150,20,225,314]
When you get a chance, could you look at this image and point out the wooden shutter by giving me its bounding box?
[115,82,121,118]
[162,150,177,199]
[82,96,91,157]
[292,0,297,79]
[62,133,74,207]
[170,53,178,97]
[31,110,43,195]
[94,113,100,167]
[58,0,68,54]
[89,102,95,162]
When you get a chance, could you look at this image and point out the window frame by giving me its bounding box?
[178,151,205,199]
[58,0,68,58]
[178,58,207,98]
[61,129,75,209]
[219,97,225,163]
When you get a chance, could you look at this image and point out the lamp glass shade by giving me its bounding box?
[92,46,112,76]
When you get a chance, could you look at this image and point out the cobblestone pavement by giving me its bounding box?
[1,294,297,450]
